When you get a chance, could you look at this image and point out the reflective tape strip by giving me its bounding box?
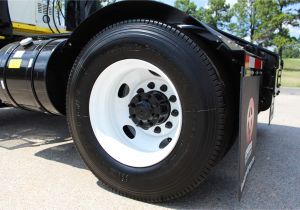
[255,58,263,69]
[28,58,33,68]
[245,55,263,70]
[1,80,5,90]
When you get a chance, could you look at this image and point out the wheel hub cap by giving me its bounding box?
[129,91,171,129]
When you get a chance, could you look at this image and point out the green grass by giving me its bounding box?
[281,58,300,88]
[283,58,300,71]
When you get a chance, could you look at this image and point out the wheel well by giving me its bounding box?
[60,1,240,115]
[67,1,200,51]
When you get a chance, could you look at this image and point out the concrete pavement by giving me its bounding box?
[0,88,299,209]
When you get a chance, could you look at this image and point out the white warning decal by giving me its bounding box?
[13,50,25,58]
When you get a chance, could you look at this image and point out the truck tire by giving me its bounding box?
[67,20,232,202]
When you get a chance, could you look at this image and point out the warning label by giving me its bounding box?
[8,59,22,69]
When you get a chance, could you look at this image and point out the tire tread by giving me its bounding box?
[67,19,227,203]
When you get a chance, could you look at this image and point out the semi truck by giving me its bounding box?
[0,0,280,202]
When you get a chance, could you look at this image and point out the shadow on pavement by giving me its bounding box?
[0,108,86,169]
[0,108,70,150]
[0,108,299,209]
[35,142,87,170]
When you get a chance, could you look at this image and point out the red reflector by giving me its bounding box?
[245,55,263,70]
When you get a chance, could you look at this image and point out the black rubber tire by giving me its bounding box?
[67,20,231,202]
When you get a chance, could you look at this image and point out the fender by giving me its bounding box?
[64,0,247,112]
[67,0,200,48]
[66,0,242,57]
[65,0,246,95]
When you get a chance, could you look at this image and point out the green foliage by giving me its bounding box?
[283,58,300,70]
[281,69,300,87]
[269,0,299,57]
[204,0,232,29]
[174,0,198,15]
[283,45,300,58]
[174,0,232,29]
[253,0,279,46]
[174,0,300,58]
[281,58,300,87]
[174,0,205,20]
[229,0,258,41]
[229,0,300,56]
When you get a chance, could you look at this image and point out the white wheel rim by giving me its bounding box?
[89,59,182,167]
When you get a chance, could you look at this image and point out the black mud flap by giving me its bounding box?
[269,97,275,125]
[268,64,282,125]
[238,54,262,200]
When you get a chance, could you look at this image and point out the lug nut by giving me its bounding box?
[171,109,179,117]
[137,88,144,94]
[165,121,173,129]
[169,95,177,103]
[151,103,158,108]
[160,85,168,92]
[129,114,136,119]
[154,126,161,134]
[147,82,155,89]
[148,120,154,126]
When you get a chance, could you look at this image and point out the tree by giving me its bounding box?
[174,0,232,30]
[272,0,299,57]
[254,0,300,57]
[282,44,300,58]
[204,0,232,29]
[229,0,257,42]
[175,0,300,58]
[252,0,278,46]
[174,0,197,15]
[174,0,204,20]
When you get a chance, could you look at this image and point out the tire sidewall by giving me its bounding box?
[67,22,221,197]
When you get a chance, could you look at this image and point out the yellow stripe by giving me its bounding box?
[0,36,5,40]
[12,22,68,35]
[8,59,22,69]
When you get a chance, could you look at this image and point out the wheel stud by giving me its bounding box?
[171,109,179,117]
[147,82,155,89]
[160,85,168,92]
[154,126,161,134]
[165,121,173,129]
[169,95,177,103]
[137,88,144,94]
